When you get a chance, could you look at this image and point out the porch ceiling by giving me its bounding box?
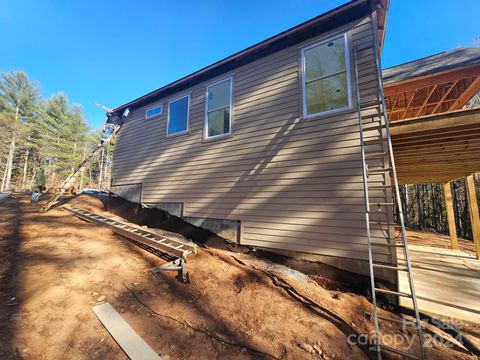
[390,108,480,184]
[383,48,480,122]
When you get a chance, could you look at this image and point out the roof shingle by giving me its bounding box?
[382,47,480,84]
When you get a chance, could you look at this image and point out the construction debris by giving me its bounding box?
[92,302,162,360]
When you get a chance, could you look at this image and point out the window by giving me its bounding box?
[205,77,232,139]
[167,95,190,136]
[301,33,351,118]
[145,105,163,119]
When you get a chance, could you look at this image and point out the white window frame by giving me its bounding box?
[145,104,163,120]
[300,32,352,119]
[166,93,190,137]
[204,76,233,140]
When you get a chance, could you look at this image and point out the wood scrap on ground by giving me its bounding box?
[92,302,162,360]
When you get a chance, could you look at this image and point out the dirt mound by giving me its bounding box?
[69,194,106,213]
[405,228,476,254]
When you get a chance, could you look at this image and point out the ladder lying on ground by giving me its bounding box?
[0,192,11,203]
[42,121,122,212]
[353,41,427,360]
[64,205,196,282]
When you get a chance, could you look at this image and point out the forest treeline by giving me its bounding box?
[398,177,480,241]
[0,71,112,192]
[397,94,480,241]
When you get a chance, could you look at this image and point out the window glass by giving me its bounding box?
[306,73,348,114]
[302,34,350,117]
[304,37,346,81]
[207,108,230,137]
[207,80,230,110]
[168,96,189,135]
[206,78,232,138]
[145,105,162,119]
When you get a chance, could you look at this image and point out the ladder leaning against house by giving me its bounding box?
[352,29,427,360]
[42,114,124,212]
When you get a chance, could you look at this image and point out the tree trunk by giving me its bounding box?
[4,136,16,191]
[1,156,7,192]
[404,184,410,227]
[98,148,105,189]
[4,106,19,191]
[21,147,29,189]
[29,168,37,189]
[79,142,87,190]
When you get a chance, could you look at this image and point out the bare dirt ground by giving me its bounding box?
[405,228,476,255]
[0,194,478,360]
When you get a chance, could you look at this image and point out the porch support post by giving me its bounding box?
[443,182,459,250]
[465,175,480,259]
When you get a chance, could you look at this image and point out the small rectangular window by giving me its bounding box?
[145,105,163,119]
[301,33,352,118]
[205,77,232,139]
[167,95,190,136]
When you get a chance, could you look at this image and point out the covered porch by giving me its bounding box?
[383,47,480,322]
[384,47,480,259]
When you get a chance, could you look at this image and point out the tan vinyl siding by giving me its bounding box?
[112,14,393,262]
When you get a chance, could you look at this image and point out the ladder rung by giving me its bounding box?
[377,314,420,329]
[378,344,422,359]
[367,167,392,174]
[375,288,412,298]
[368,185,393,190]
[363,124,385,132]
[365,152,387,160]
[372,263,408,271]
[369,221,397,226]
[175,244,184,249]
[364,139,385,146]
[361,112,384,119]
[361,100,383,108]
[370,243,405,248]
[362,116,382,122]
[370,202,395,206]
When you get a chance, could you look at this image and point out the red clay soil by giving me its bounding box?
[404,228,477,254]
[0,194,477,360]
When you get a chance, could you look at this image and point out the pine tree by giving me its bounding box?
[0,71,40,191]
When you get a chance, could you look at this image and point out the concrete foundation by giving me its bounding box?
[183,216,241,243]
[110,183,142,203]
[261,247,398,290]
[145,202,184,217]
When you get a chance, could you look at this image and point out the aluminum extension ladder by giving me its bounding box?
[43,123,121,212]
[352,40,427,359]
[65,205,197,282]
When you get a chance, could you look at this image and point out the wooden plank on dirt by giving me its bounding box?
[92,302,162,360]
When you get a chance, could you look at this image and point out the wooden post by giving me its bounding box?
[443,182,459,250]
[466,175,480,259]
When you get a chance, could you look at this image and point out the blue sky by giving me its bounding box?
[0,0,478,128]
